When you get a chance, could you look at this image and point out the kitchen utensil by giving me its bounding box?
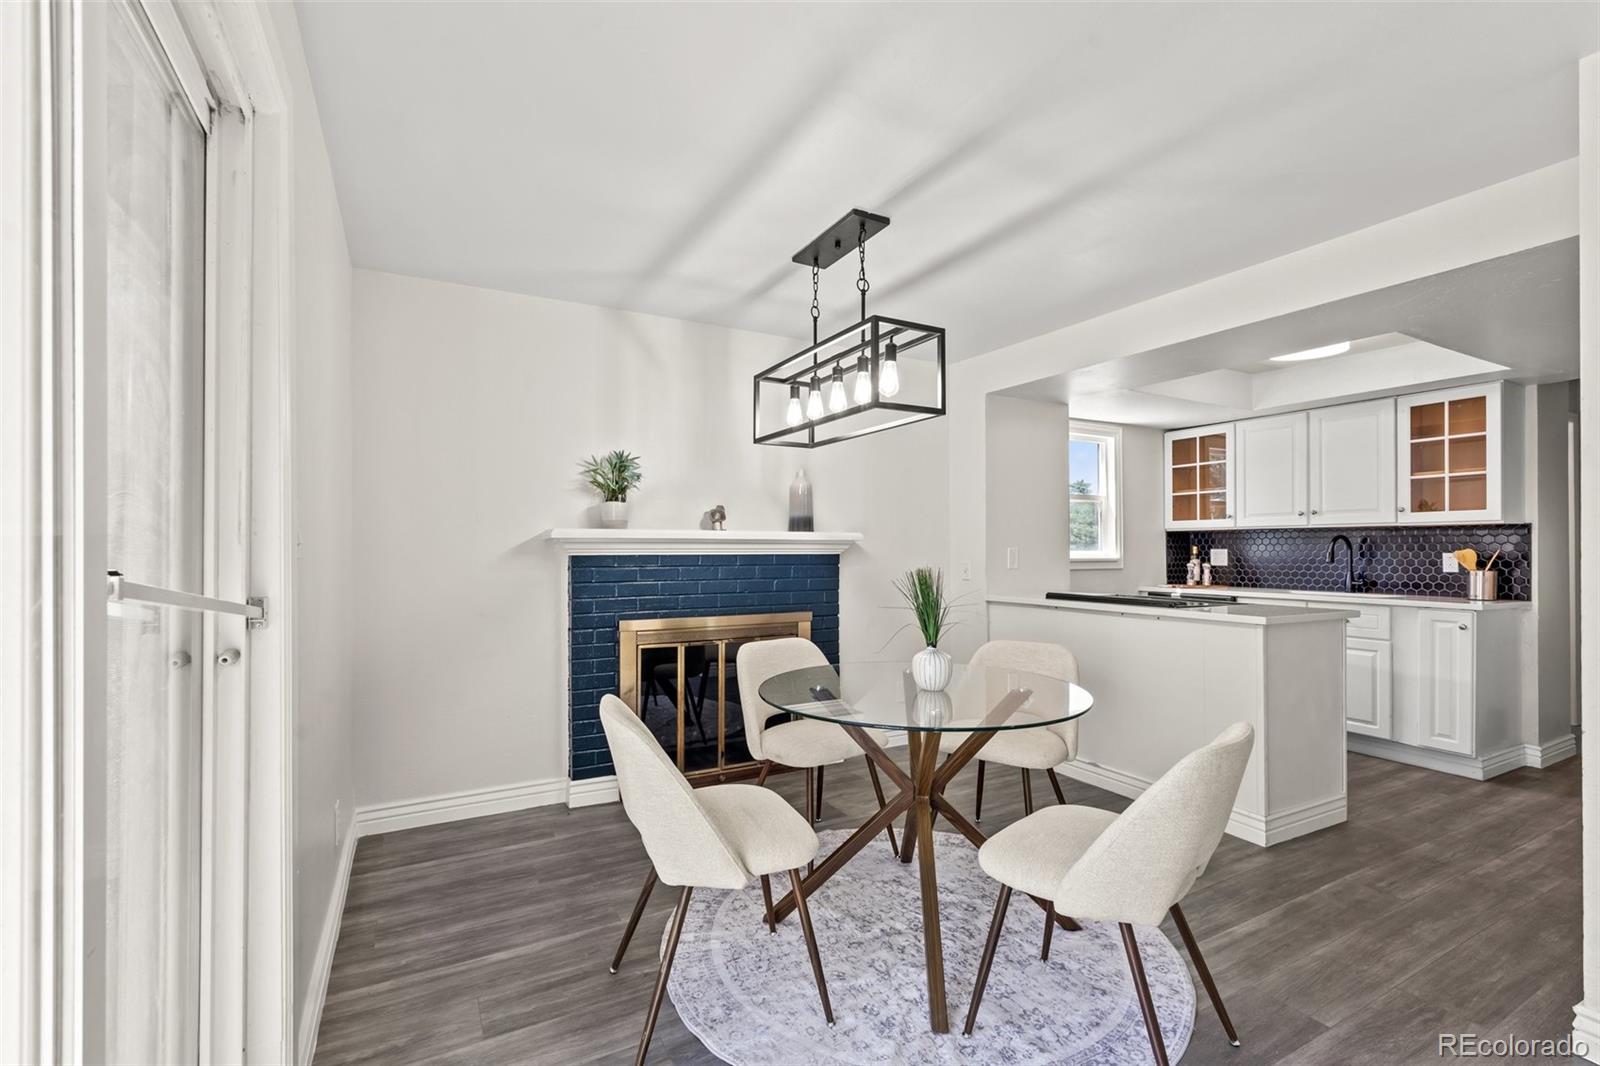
[1454,548,1479,571]
[1483,548,1502,572]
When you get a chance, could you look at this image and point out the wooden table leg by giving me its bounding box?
[910,729,950,1032]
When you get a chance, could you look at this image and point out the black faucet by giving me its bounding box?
[1326,535,1356,593]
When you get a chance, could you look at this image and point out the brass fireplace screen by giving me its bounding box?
[618,612,812,784]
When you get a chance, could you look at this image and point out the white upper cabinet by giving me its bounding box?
[1236,413,1307,527]
[1308,398,1396,526]
[1395,383,1521,524]
[1164,423,1234,529]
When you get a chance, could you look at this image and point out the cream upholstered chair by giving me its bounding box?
[939,640,1080,819]
[736,637,897,854]
[963,723,1255,1066]
[599,695,834,1066]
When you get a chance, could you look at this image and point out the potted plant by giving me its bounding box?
[579,450,643,529]
[894,566,955,691]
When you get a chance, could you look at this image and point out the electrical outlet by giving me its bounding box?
[1006,547,1019,570]
[1442,553,1459,574]
[1209,548,1229,567]
[334,800,343,848]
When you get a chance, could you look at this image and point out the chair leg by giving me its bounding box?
[864,757,899,856]
[974,760,985,822]
[760,875,776,934]
[755,760,772,787]
[635,886,693,1066]
[805,768,815,826]
[1020,768,1034,815]
[962,885,1012,1036]
[1120,923,1170,1066]
[789,868,835,1025]
[1047,767,1068,805]
[1041,903,1055,961]
[610,867,657,973]
[1171,904,1240,1047]
[815,765,825,822]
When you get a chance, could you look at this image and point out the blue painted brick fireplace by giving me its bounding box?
[568,553,841,780]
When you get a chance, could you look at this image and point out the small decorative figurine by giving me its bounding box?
[707,504,727,531]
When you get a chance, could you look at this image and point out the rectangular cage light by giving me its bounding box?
[753,314,945,448]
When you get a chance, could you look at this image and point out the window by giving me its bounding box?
[1069,424,1121,564]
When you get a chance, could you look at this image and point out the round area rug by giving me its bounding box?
[664,829,1195,1065]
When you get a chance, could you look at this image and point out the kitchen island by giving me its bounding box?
[988,593,1356,846]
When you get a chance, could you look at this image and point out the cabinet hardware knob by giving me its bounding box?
[1311,509,1319,515]
[1458,624,1468,630]
[217,648,243,666]
[1398,506,1407,512]
[169,650,191,669]
[1297,511,1305,516]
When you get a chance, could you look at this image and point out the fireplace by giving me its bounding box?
[618,612,812,784]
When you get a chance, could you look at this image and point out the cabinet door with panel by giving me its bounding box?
[1396,384,1503,523]
[1236,412,1307,527]
[1415,610,1475,755]
[1164,423,1234,530]
[1308,398,1396,525]
[1344,637,1393,739]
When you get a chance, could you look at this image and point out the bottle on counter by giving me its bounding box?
[1202,562,1213,586]
[1186,545,1201,586]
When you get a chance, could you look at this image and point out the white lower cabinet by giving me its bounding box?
[1343,637,1392,739]
[1412,610,1475,756]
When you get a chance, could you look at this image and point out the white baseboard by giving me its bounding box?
[1572,1001,1600,1062]
[1347,736,1527,780]
[353,777,568,836]
[296,828,356,1066]
[1059,759,1344,847]
[1524,734,1579,768]
[566,774,619,809]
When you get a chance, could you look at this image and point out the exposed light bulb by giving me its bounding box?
[827,366,846,412]
[806,376,824,419]
[785,384,803,427]
[854,354,872,404]
[878,340,900,398]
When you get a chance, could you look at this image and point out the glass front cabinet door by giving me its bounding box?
[1395,383,1517,524]
[1164,423,1235,529]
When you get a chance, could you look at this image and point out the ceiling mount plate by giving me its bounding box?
[791,208,891,269]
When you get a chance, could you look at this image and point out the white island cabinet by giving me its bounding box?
[987,596,1354,847]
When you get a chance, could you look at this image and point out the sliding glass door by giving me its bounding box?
[99,2,208,1061]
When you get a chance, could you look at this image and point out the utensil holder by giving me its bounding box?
[1467,570,1497,601]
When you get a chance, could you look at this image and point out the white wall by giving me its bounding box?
[350,269,949,806]
[263,1,357,1043]
[984,395,1070,596]
[1526,382,1578,750]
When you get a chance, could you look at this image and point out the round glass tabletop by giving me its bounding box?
[758,661,1094,733]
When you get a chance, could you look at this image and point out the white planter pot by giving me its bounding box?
[598,501,630,529]
[912,688,953,727]
[911,646,952,692]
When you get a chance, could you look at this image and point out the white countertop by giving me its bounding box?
[988,594,1357,627]
[1137,585,1529,612]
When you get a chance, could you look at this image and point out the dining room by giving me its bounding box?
[5,2,1599,1065]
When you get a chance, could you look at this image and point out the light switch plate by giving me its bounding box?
[1209,548,1229,567]
[1442,553,1460,573]
[1006,547,1019,570]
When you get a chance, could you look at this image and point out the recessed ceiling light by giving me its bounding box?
[1269,341,1352,363]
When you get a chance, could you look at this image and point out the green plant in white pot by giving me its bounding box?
[895,566,954,691]
[579,450,643,529]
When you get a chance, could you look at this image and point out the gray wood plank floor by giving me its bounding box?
[313,753,1580,1065]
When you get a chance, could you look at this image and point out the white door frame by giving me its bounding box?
[1,1,298,1061]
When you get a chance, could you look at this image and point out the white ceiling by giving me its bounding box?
[294,1,1597,359]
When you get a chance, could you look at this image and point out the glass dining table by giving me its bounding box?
[758,660,1094,1034]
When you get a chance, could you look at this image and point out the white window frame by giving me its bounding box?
[1069,421,1123,568]
[4,2,298,1062]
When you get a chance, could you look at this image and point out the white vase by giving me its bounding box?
[911,645,952,692]
[913,688,953,727]
[598,500,629,529]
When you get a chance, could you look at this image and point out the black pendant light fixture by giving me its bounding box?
[753,208,945,448]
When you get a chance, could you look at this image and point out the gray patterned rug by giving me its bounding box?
[665,828,1195,1064]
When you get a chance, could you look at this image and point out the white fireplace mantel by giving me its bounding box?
[537,528,862,555]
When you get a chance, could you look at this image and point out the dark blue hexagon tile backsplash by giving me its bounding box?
[1165,524,1531,601]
